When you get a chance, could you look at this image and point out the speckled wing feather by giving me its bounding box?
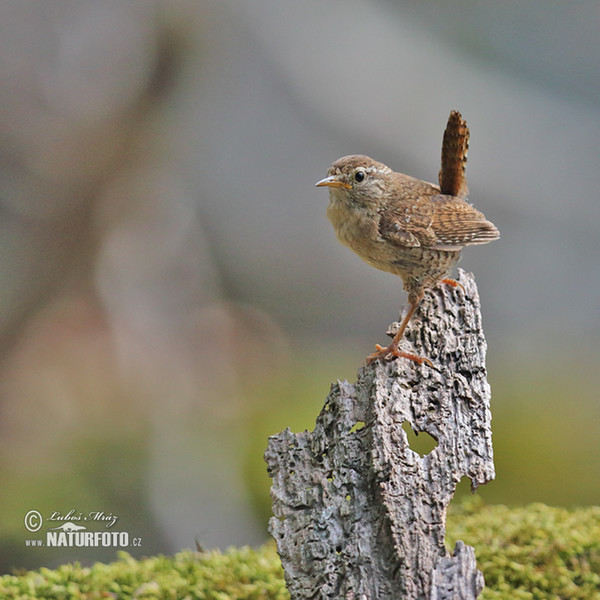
[429,195,499,250]
[439,111,469,197]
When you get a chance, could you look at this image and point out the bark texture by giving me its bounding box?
[265,269,494,599]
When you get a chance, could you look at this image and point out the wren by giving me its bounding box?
[316,111,499,365]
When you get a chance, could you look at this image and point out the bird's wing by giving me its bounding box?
[428,195,499,250]
[377,198,436,248]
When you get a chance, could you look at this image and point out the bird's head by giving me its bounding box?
[315,155,392,208]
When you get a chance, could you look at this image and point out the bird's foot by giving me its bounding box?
[366,344,433,367]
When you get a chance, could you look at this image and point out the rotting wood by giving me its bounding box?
[265,269,494,599]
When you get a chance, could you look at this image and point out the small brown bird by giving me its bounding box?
[315,111,499,365]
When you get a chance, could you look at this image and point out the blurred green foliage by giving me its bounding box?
[0,431,165,571]
[1,501,598,599]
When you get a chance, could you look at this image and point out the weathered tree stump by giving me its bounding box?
[264,269,495,600]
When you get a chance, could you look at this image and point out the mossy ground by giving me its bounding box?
[449,500,600,599]
[1,501,598,599]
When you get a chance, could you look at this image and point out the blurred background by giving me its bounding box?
[1,0,599,572]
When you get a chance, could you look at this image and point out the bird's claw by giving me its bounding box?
[442,278,465,293]
[366,344,433,367]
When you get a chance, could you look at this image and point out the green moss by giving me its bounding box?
[0,545,287,600]
[447,499,600,600]
[2,502,599,599]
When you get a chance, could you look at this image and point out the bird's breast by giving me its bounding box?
[327,199,398,273]
[327,200,377,253]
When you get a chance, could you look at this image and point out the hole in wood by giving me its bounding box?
[401,420,438,457]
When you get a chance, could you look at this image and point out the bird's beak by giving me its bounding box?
[315,175,351,190]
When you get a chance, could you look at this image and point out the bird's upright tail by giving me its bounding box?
[439,110,470,198]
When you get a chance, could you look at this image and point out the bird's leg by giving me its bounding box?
[366,293,432,366]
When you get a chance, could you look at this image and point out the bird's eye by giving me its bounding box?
[354,170,366,183]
